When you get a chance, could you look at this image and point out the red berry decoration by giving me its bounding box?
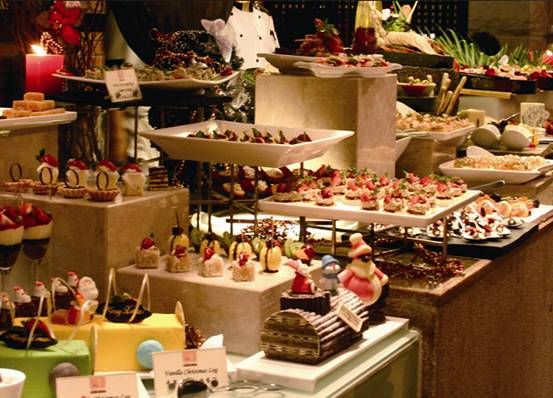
[98,160,118,172]
[238,252,249,267]
[40,154,59,167]
[174,245,186,256]
[203,246,215,261]
[141,236,155,250]
[67,159,88,170]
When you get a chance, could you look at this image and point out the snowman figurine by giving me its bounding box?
[319,255,341,295]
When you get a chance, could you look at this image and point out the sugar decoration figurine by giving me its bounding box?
[66,276,99,325]
[288,259,316,294]
[339,233,389,324]
[319,255,341,295]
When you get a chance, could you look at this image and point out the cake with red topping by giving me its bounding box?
[96,160,119,190]
[232,252,255,282]
[88,160,120,201]
[121,163,146,196]
[199,247,224,277]
[166,245,190,273]
[406,194,431,215]
[316,187,334,206]
[360,190,379,210]
[272,182,301,202]
[135,236,160,269]
[65,159,90,187]
[19,203,53,261]
[0,207,23,272]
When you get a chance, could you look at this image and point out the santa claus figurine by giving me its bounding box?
[67,276,99,325]
[339,233,389,324]
[287,259,316,294]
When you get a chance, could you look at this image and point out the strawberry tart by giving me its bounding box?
[33,153,59,195]
[95,160,119,190]
[135,236,160,269]
[0,207,23,271]
[65,159,90,187]
[19,203,53,261]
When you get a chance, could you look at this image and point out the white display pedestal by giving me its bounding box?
[116,260,322,355]
[459,91,553,120]
[8,189,189,294]
[255,74,397,176]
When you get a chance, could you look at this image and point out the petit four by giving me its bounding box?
[166,245,190,273]
[122,163,146,196]
[136,236,161,269]
[316,186,334,206]
[148,166,170,190]
[199,247,224,277]
[232,252,256,282]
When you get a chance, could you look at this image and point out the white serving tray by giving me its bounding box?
[294,61,402,78]
[397,124,475,143]
[53,71,238,91]
[236,317,409,392]
[439,159,553,184]
[258,53,322,74]
[0,108,76,131]
[259,190,481,228]
[139,120,354,167]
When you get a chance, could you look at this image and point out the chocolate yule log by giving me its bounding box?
[261,289,370,364]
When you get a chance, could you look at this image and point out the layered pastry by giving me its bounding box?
[136,236,160,269]
[31,281,51,317]
[0,318,91,398]
[199,247,224,277]
[12,287,34,318]
[259,240,282,273]
[228,235,253,261]
[232,252,256,282]
[166,245,190,273]
[0,206,24,272]
[33,153,59,195]
[280,259,330,315]
[20,203,53,261]
[122,163,146,196]
[148,166,169,191]
[316,187,334,206]
[262,289,369,365]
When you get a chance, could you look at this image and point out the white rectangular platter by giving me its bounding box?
[439,159,553,184]
[53,71,238,91]
[236,317,409,392]
[294,61,402,78]
[396,125,475,142]
[139,120,354,167]
[259,190,480,228]
[0,108,76,131]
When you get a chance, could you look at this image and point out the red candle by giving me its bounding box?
[25,48,64,94]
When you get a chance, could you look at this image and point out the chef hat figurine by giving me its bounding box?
[319,255,341,296]
[339,233,389,325]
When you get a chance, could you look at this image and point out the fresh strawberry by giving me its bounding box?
[240,179,255,193]
[238,251,249,267]
[203,246,215,261]
[379,176,390,186]
[19,203,33,216]
[485,68,497,77]
[40,154,59,167]
[279,167,293,179]
[275,182,290,193]
[123,163,142,173]
[529,71,540,81]
[174,245,186,256]
[67,159,88,170]
[2,207,20,223]
[0,213,18,230]
[321,187,333,199]
[141,236,155,250]
[22,217,38,228]
[33,208,52,225]
[98,160,118,172]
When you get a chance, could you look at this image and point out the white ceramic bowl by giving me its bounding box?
[0,368,26,398]
[471,124,501,148]
[501,125,531,150]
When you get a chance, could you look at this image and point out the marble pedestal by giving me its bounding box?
[0,127,58,182]
[255,74,397,176]
[396,137,458,177]
[116,260,322,355]
[7,189,189,294]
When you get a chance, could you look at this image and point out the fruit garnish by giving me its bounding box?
[40,154,59,167]
[203,246,215,261]
[238,251,249,267]
[174,245,187,256]
[67,159,88,170]
[141,236,155,250]
[321,187,333,198]
[98,160,118,172]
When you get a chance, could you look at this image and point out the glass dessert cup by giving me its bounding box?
[0,194,24,292]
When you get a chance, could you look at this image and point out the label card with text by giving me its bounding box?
[104,68,142,103]
[336,302,364,333]
[56,372,138,398]
[153,347,228,397]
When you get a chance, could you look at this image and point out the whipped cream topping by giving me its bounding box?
[23,220,53,240]
[0,225,23,245]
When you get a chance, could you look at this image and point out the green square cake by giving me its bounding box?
[0,340,91,398]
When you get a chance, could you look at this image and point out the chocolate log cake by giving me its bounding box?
[261,289,370,364]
